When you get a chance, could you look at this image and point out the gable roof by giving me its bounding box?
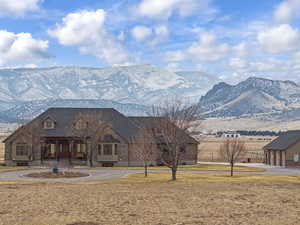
[4,108,140,143]
[129,116,199,144]
[264,130,300,150]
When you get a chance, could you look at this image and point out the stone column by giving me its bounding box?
[270,150,274,166]
[282,151,286,168]
[276,151,281,166]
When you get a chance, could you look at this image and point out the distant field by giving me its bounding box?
[198,136,275,162]
[200,117,300,132]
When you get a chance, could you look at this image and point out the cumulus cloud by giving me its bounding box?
[0,0,41,17]
[149,25,169,45]
[257,24,300,54]
[274,0,300,22]
[0,30,49,66]
[164,50,185,62]
[229,58,249,71]
[187,33,230,61]
[48,9,132,66]
[137,0,216,19]
[131,26,152,41]
[233,42,248,57]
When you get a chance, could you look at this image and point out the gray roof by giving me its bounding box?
[129,117,199,144]
[5,108,139,143]
[264,130,300,150]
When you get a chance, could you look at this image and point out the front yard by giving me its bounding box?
[0,173,299,225]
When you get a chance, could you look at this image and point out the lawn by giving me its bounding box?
[0,173,299,225]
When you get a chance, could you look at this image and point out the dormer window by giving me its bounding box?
[43,118,55,129]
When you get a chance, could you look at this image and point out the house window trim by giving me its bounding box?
[43,118,55,129]
[97,143,118,156]
[15,143,28,156]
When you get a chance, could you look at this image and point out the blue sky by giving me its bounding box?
[0,0,300,83]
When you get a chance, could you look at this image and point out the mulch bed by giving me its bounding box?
[24,171,89,179]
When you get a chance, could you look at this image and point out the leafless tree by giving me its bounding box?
[71,112,111,167]
[150,98,200,180]
[15,120,41,161]
[131,126,156,177]
[219,138,246,176]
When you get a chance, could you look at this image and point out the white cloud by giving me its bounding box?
[187,33,230,61]
[49,9,132,66]
[150,25,169,45]
[229,58,249,70]
[257,24,300,54]
[131,26,152,41]
[274,0,300,22]
[292,51,300,72]
[118,31,125,41]
[233,42,248,57]
[0,0,41,17]
[166,63,181,72]
[0,30,49,66]
[137,0,216,19]
[164,50,185,62]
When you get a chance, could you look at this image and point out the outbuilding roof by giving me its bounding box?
[264,130,300,150]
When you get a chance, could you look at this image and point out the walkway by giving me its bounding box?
[0,163,300,182]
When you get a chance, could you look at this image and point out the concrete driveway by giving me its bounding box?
[0,168,138,182]
[0,163,300,182]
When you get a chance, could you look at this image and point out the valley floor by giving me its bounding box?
[0,173,300,225]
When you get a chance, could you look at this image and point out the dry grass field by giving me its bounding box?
[0,173,300,225]
[198,136,275,162]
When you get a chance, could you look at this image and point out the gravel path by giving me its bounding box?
[0,164,300,182]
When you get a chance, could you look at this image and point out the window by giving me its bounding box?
[16,144,28,156]
[103,144,113,155]
[43,118,55,129]
[114,144,118,155]
[76,144,86,153]
[98,144,102,155]
[294,154,299,162]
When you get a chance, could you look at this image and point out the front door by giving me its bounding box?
[59,143,70,158]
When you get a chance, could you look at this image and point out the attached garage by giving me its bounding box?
[264,130,300,167]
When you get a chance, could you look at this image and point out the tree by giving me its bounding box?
[71,111,111,167]
[219,138,246,176]
[15,120,41,162]
[150,98,200,181]
[131,126,156,177]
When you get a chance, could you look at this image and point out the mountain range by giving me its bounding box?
[1,65,300,131]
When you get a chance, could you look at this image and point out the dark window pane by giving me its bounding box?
[103,144,112,155]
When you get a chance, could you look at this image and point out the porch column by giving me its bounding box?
[69,140,73,164]
[282,151,286,168]
[276,151,281,166]
[55,140,60,161]
[270,150,274,166]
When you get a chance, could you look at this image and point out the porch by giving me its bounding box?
[40,137,119,164]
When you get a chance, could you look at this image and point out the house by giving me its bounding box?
[3,108,198,167]
[221,131,241,138]
[263,130,300,167]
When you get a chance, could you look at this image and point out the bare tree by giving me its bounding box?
[131,126,156,177]
[15,120,41,162]
[219,138,246,176]
[150,98,200,181]
[71,112,111,167]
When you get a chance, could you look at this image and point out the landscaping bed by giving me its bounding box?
[24,171,89,179]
